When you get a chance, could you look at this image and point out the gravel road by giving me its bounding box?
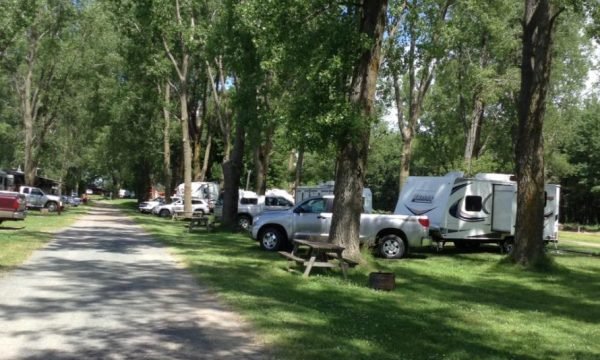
[0,206,266,360]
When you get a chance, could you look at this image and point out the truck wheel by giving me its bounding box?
[237,215,252,231]
[159,209,171,218]
[379,234,406,259]
[259,226,285,251]
[46,202,58,212]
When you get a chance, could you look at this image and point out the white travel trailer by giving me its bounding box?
[176,182,220,204]
[394,172,560,252]
[295,182,373,214]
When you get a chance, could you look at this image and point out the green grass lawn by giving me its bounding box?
[116,201,599,360]
[0,205,88,273]
[556,231,600,256]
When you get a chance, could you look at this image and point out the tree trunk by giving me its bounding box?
[464,96,485,174]
[253,125,274,195]
[222,120,245,229]
[180,82,193,216]
[511,0,560,267]
[23,41,37,186]
[464,35,489,174]
[329,0,387,260]
[161,82,172,203]
[198,134,212,182]
[294,146,304,197]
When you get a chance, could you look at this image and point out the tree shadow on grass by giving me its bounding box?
[169,229,600,360]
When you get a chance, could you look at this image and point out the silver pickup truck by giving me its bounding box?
[251,195,432,259]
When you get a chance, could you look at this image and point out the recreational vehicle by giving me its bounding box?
[394,172,560,252]
[175,182,220,208]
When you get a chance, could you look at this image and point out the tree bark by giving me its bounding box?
[160,82,172,203]
[294,146,304,197]
[23,35,38,186]
[198,134,212,182]
[463,35,489,174]
[222,119,245,228]
[395,1,451,192]
[511,0,561,266]
[253,124,274,195]
[328,0,388,260]
[464,96,485,173]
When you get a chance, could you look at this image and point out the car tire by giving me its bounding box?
[159,209,171,218]
[237,215,252,231]
[194,210,204,216]
[46,201,58,212]
[259,226,285,251]
[378,234,406,259]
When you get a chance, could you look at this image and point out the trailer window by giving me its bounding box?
[465,196,482,212]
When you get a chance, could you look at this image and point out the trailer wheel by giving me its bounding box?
[502,238,514,254]
[378,234,406,259]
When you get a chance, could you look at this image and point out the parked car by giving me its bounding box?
[60,195,81,207]
[154,198,210,217]
[139,197,165,214]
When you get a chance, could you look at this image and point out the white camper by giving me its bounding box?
[176,182,220,205]
[394,172,560,251]
[295,182,373,214]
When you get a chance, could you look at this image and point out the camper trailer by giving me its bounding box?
[394,172,560,252]
[296,182,373,214]
[175,182,220,208]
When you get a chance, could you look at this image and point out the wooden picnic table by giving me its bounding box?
[278,239,353,279]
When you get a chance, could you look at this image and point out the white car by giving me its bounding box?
[154,198,210,217]
[139,197,165,214]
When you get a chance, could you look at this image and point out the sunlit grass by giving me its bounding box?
[123,203,600,360]
[0,205,88,273]
[557,231,600,255]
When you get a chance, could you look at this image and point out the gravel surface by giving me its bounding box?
[0,206,266,360]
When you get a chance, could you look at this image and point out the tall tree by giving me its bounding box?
[328,0,388,259]
[511,0,563,266]
[384,0,454,191]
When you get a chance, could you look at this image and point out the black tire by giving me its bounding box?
[194,210,205,216]
[259,226,286,251]
[159,209,171,218]
[378,234,406,259]
[46,201,58,212]
[502,238,515,254]
[237,215,252,230]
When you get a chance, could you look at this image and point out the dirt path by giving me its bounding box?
[0,206,266,359]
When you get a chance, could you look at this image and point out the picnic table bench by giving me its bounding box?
[278,239,355,279]
[172,211,213,232]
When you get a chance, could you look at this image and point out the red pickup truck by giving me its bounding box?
[0,191,27,225]
[0,170,27,225]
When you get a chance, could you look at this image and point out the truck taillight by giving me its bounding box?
[418,217,429,228]
[13,198,21,210]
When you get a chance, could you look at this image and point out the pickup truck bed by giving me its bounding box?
[0,191,27,224]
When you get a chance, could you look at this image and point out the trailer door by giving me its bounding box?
[491,185,516,233]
